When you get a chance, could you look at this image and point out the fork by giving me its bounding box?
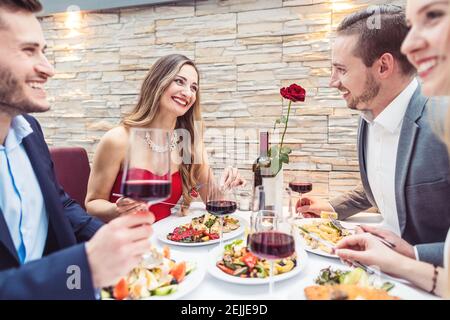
[330,218,396,249]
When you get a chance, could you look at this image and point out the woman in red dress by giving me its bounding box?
[85,54,244,222]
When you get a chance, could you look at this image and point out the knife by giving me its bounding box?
[351,260,378,275]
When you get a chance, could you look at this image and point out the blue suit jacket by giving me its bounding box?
[0,115,103,299]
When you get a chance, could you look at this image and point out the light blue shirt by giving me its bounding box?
[0,115,48,264]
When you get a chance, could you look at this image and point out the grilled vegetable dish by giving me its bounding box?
[167,213,240,243]
[216,239,297,278]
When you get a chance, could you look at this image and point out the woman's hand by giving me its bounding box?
[221,166,246,189]
[115,197,150,217]
[335,233,407,275]
[355,225,415,259]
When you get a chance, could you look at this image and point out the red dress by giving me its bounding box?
[110,168,182,222]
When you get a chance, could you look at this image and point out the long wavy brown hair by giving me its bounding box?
[122,54,205,209]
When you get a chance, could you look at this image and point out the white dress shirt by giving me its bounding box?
[0,115,48,263]
[363,79,418,235]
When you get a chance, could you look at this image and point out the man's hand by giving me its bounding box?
[356,225,415,259]
[296,196,334,218]
[86,211,155,288]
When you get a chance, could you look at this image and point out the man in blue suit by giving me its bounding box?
[0,0,155,299]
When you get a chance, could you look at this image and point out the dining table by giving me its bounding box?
[150,202,440,300]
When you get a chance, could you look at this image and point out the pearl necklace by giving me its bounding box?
[144,131,178,153]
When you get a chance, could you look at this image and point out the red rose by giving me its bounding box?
[280,84,306,102]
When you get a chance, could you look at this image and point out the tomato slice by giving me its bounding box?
[242,251,258,270]
[170,261,186,283]
[113,278,129,300]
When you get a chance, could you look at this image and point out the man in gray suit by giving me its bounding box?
[297,5,450,266]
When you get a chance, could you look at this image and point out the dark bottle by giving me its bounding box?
[252,131,270,188]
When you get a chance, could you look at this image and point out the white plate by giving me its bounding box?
[143,249,206,300]
[207,238,308,285]
[157,213,247,247]
[287,265,440,300]
[294,218,356,259]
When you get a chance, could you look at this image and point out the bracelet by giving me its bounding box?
[430,264,438,295]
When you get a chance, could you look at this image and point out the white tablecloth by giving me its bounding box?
[150,203,439,300]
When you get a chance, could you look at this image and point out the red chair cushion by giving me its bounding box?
[49,147,90,210]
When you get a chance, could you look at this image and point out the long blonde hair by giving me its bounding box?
[122,54,205,208]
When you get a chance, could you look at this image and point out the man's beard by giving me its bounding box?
[0,66,48,115]
[344,72,380,111]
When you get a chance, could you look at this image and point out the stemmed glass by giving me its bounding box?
[121,128,172,206]
[248,210,296,298]
[251,185,268,235]
[205,168,237,248]
[288,173,313,219]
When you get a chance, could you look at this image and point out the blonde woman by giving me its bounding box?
[336,0,450,297]
[85,54,244,222]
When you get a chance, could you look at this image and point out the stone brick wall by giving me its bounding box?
[37,0,404,199]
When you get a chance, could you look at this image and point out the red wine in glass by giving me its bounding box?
[122,180,171,203]
[206,200,237,216]
[289,182,313,194]
[249,231,295,260]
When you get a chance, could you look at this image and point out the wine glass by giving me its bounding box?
[205,168,237,248]
[248,210,296,298]
[121,128,172,207]
[250,185,269,237]
[288,173,313,219]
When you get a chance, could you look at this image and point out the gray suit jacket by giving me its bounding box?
[330,86,450,266]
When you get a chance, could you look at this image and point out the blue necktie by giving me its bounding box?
[17,238,26,263]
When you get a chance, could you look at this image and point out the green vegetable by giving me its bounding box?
[316,267,396,292]
[233,266,248,276]
[152,284,178,296]
[224,259,237,270]
[230,260,246,267]
[255,264,267,278]
[315,267,349,285]
[100,289,111,300]
[342,268,369,287]
[380,282,395,292]
[205,216,217,229]
[224,239,243,251]
[328,221,342,236]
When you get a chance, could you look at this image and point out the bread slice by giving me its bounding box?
[320,211,338,220]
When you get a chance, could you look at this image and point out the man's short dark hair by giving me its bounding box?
[0,0,42,28]
[337,5,415,76]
